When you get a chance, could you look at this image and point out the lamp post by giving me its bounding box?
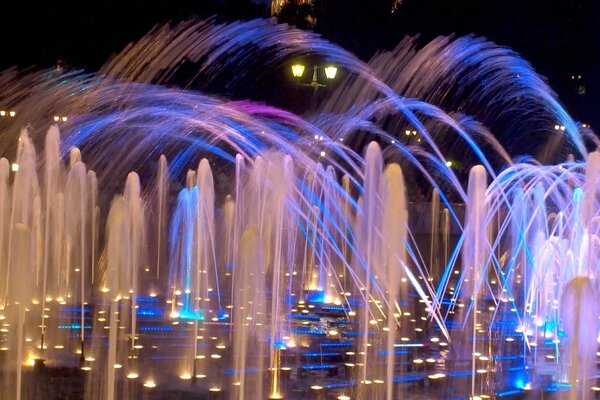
[290,63,338,111]
[291,63,338,93]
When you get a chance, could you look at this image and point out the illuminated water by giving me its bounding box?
[0,18,598,400]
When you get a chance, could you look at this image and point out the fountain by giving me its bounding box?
[0,17,598,400]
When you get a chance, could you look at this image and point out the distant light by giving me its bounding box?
[445,161,453,168]
[320,151,326,157]
[53,116,60,122]
[126,372,139,379]
[11,163,18,172]
[560,125,566,131]
[24,354,37,367]
[412,130,417,135]
[428,373,445,379]
[324,66,338,80]
[143,380,156,388]
[554,125,560,130]
[61,116,68,122]
[0,111,5,116]
[9,111,15,117]
[405,130,411,136]
[582,123,588,128]
[291,64,305,78]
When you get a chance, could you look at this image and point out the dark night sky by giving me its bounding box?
[1,0,598,127]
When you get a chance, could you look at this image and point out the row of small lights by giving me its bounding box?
[554,123,590,131]
[0,111,68,122]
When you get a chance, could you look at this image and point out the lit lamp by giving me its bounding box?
[291,64,305,78]
[324,66,338,80]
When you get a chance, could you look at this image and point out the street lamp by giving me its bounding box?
[291,64,305,78]
[324,66,337,80]
[290,63,338,92]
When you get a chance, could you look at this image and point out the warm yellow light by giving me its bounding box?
[9,111,15,117]
[53,116,60,122]
[445,160,453,168]
[126,372,139,379]
[24,354,38,367]
[61,116,68,122]
[143,379,156,388]
[11,163,19,172]
[0,111,5,116]
[324,66,338,79]
[291,64,305,78]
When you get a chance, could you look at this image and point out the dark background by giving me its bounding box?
[1,0,598,127]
